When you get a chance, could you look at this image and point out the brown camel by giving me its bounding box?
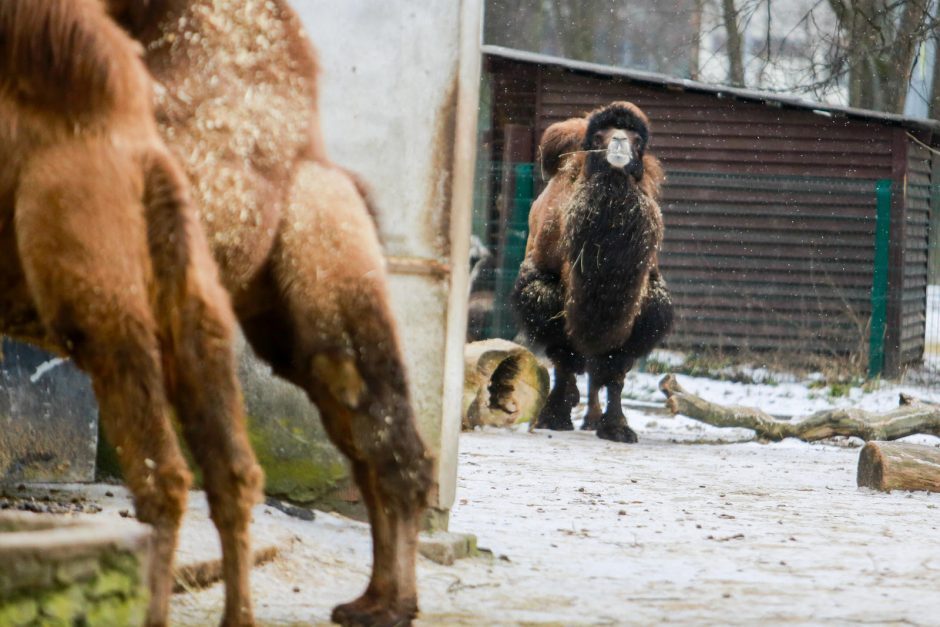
[105,1,435,625]
[512,102,674,443]
[1,0,262,625]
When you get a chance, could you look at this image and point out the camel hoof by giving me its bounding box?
[581,411,601,431]
[596,422,638,443]
[331,597,417,627]
[535,404,574,431]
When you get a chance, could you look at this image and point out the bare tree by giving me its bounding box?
[690,0,705,80]
[721,0,747,85]
[930,21,940,118]
[825,0,936,112]
[932,50,940,118]
[484,0,698,77]
[485,0,937,116]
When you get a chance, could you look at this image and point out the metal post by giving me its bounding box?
[869,179,892,378]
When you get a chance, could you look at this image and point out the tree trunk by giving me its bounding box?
[857,441,940,493]
[930,34,940,119]
[556,0,596,62]
[885,0,926,112]
[721,0,745,86]
[659,374,940,442]
[828,0,931,113]
[689,0,704,80]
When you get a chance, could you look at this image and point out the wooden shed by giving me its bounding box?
[475,45,940,377]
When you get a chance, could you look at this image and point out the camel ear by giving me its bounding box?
[538,118,587,180]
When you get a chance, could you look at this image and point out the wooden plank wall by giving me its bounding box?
[483,56,933,366]
[903,138,933,363]
[658,173,877,353]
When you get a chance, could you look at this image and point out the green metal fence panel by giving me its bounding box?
[490,163,534,339]
[868,179,892,378]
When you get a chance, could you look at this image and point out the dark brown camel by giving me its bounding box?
[512,102,674,443]
[1,0,262,625]
[105,1,435,625]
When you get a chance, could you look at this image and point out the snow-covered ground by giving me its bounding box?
[29,362,937,625]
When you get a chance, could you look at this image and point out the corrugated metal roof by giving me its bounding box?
[483,45,940,137]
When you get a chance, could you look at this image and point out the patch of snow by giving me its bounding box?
[28,358,66,384]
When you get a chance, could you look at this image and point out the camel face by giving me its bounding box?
[596,128,636,169]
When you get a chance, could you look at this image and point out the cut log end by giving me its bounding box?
[856,442,886,490]
[857,441,940,493]
[462,340,550,430]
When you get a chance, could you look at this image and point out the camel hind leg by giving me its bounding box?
[245,162,432,626]
[15,151,191,626]
[258,300,432,627]
[144,153,263,626]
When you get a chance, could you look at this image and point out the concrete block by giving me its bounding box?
[0,512,150,626]
[418,531,478,566]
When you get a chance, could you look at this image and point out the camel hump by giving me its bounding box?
[538,117,588,180]
[0,0,144,119]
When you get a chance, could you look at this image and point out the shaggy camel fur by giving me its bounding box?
[105,1,435,625]
[0,1,262,625]
[512,102,674,443]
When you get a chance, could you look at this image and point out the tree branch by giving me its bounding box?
[659,374,940,442]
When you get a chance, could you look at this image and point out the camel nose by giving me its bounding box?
[606,135,632,168]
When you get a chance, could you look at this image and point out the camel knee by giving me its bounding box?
[622,289,674,360]
[130,460,192,530]
[366,426,434,512]
[511,263,565,343]
[202,455,264,529]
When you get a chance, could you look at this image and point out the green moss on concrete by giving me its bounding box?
[38,585,87,623]
[2,559,53,598]
[0,560,147,626]
[0,521,147,627]
[89,568,134,600]
[0,597,39,626]
[246,414,348,504]
[237,342,352,506]
[84,594,147,627]
[54,557,99,586]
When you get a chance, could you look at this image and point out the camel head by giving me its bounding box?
[582,101,650,180]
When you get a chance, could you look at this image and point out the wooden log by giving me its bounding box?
[462,339,549,430]
[857,441,940,493]
[659,374,940,442]
[174,544,279,593]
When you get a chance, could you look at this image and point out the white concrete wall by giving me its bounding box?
[294,0,482,513]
